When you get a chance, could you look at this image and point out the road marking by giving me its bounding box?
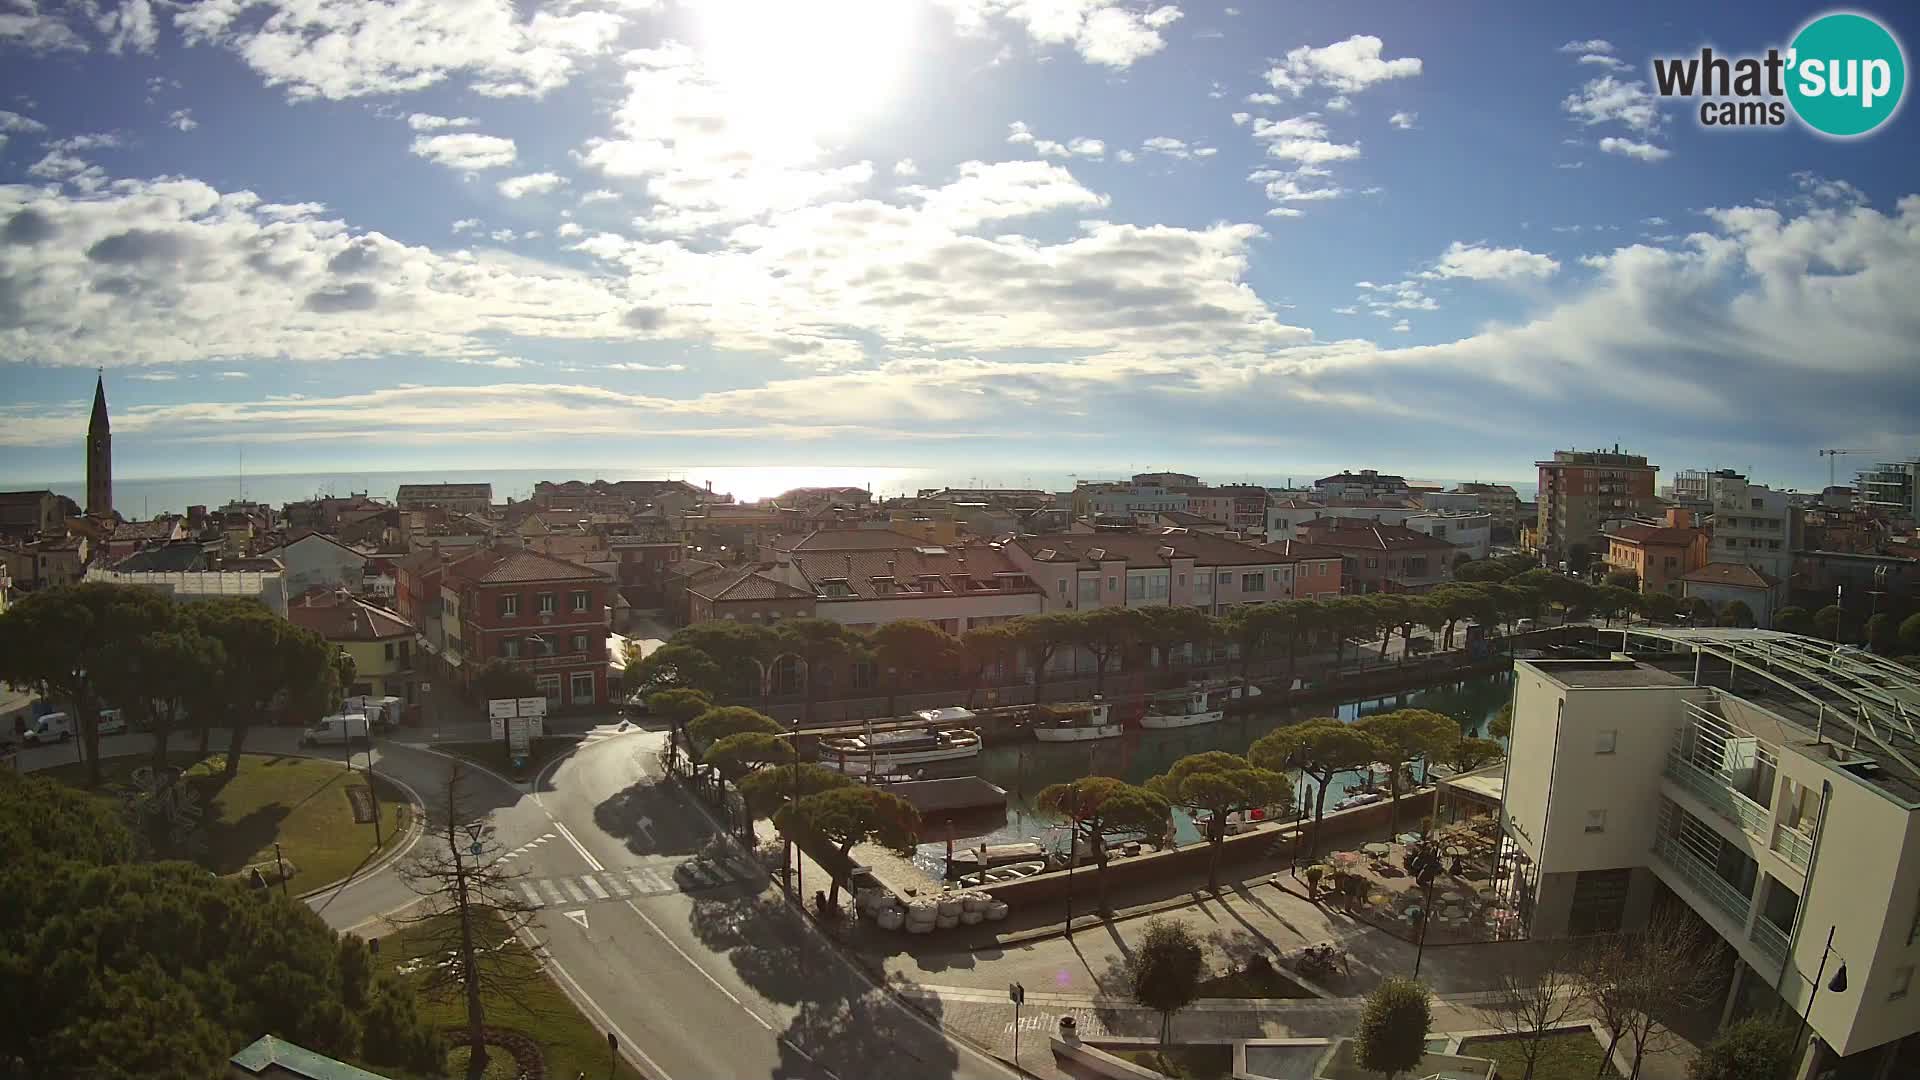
[552,820,604,872]
[604,873,630,897]
[539,880,565,905]
[515,925,671,1080]
[620,897,774,1031]
[563,909,589,930]
[627,869,664,894]
[582,875,610,900]
[518,882,542,908]
[562,878,589,903]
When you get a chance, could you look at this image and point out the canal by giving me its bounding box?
[910,668,1515,877]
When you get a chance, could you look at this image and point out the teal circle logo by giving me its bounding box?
[1787,12,1906,137]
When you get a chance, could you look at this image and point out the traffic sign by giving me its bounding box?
[1008,982,1024,1004]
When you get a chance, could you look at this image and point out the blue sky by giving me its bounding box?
[1,0,1916,493]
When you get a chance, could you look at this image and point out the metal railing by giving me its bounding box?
[1653,835,1752,924]
[1664,752,1771,839]
[1750,916,1791,969]
[1769,823,1813,873]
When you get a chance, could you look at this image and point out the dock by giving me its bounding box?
[874,776,1008,816]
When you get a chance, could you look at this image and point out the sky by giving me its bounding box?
[1,0,1917,493]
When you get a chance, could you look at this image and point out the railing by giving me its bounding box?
[1769,823,1813,873]
[1664,752,1770,839]
[502,652,597,671]
[1750,916,1791,970]
[1653,835,1751,924]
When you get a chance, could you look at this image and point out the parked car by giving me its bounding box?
[23,712,74,744]
[96,709,127,736]
[302,713,370,747]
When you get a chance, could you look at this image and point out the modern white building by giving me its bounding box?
[83,567,289,615]
[1405,510,1493,561]
[262,531,371,595]
[1497,629,1920,1078]
[1708,476,1793,585]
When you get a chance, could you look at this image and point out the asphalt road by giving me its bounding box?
[518,726,1019,1080]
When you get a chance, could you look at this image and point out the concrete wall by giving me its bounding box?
[1540,684,1693,875]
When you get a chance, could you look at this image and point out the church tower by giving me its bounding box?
[87,372,112,518]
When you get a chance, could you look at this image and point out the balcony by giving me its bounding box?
[1664,751,1771,839]
[1750,916,1791,970]
[1652,835,1751,926]
[501,651,597,672]
[1769,823,1813,873]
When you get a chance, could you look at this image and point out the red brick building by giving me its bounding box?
[1255,538,1346,597]
[1296,519,1456,594]
[443,546,613,709]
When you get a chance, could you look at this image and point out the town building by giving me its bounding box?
[1264,498,1327,539]
[1152,510,1235,535]
[262,531,372,595]
[1293,518,1456,594]
[83,566,288,614]
[1788,550,1919,613]
[769,530,1043,635]
[99,517,187,563]
[1536,447,1660,558]
[112,539,211,573]
[285,588,420,710]
[685,566,817,625]
[6,535,91,588]
[1252,539,1346,597]
[1072,482,1190,521]
[1680,563,1782,627]
[1854,459,1920,523]
[1131,471,1201,488]
[1603,518,1711,598]
[1313,469,1411,501]
[1305,499,1423,528]
[1404,510,1493,561]
[1495,630,1920,1077]
[0,490,69,542]
[1453,482,1525,537]
[395,483,493,515]
[1008,530,1319,615]
[86,373,111,518]
[440,546,613,709]
[1706,476,1792,586]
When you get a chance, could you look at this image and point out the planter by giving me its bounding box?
[1059,1016,1078,1041]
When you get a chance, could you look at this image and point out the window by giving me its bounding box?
[499,593,519,617]
[1128,575,1146,600]
[569,671,595,705]
[384,642,396,661]
[1596,730,1617,754]
[1890,965,1914,1003]
[1242,573,1264,592]
[1365,557,1379,569]
[571,633,588,652]
[536,674,561,704]
[571,590,590,612]
[1317,562,1327,577]
[1078,577,1099,602]
[850,660,877,690]
[1177,574,1185,586]
[1584,810,1607,834]
[502,637,521,658]
[1057,577,1067,595]
[1107,576,1118,591]
[538,592,556,614]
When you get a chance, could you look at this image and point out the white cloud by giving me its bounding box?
[1426,241,1561,281]
[1331,305,1357,315]
[1325,95,1352,112]
[1265,35,1422,96]
[893,159,919,177]
[1244,92,1281,105]
[578,189,619,205]
[166,108,198,132]
[1114,148,1136,163]
[1250,115,1359,164]
[1641,216,1668,226]
[218,370,250,379]
[1142,136,1190,159]
[1559,39,1615,54]
[450,217,483,234]
[0,3,88,52]
[901,159,1107,228]
[176,0,624,100]
[1388,111,1416,129]
[1193,147,1217,158]
[1563,76,1662,133]
[1067,136,1105,158]
[96,0,157,54]
[937,1,1184,69]
[1579,53,1631,72]
[556,222,584,237]
[127,371,178,381]
[1230,112,1250,126]
[410,133,518,171]
[0,110,47,137]
[605,361,686,372]
[1391,319,1411,333]
[407,113,478,131]
[497,171,568,198]
[1598,136,1670,162]
[1266,207,1304,218]
[448,355,535,369]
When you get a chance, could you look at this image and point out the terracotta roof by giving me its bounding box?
[446,546,608,585]
[1015,531,1282,568]
[287,589,416,640]
[1680,562,1779,589]
[667,557,725,581]
[114,540,207,572]
[111,518,180,541]
[690,567,815,603]
[279,529,367,557]
[1267,498,1325,510]
[1605,524,1704,546]
[1296,519,1455,552]
[1156,511,1219,526]
[1257,538,1347,562]
[781,529,938,552]
[790,543,1037,600]
[1316,471,1408,486]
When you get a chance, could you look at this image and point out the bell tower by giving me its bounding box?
[87,370,112,518]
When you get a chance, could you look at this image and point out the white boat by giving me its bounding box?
[1198,678,1263,705]
[820,710,983,775]
[955,860,1048,888]
[1032,699,1123,742]
[1139,689,1224,730]
[1333,790,1387,812]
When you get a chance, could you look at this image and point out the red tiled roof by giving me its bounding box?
[780,529,937,552]
[1606,525,1703,546]
[1016,531,1282,568]
[1680,562,1778,589]
[1296,519,1455,552]
[446,546,608,585]
[690,568,815,603]
[287,589,416,640]
[1257,538,1347,562]
[791,544,1037,600]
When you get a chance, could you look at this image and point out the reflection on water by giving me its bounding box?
[909,670,1514,877]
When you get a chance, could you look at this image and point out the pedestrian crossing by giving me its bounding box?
[514,855,763,908]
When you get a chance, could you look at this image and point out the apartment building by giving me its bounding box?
[286,588,419,708]
[1265,498,1327,538]
[1855,459,1919,522]
[1537,447,1660,557]
[1009,530,1322,615]
[769,530,1043,634]
[395,483,493,515]
[1405,510,1493,561]
[1604,519,1710,597]
[1313,469,1412,501]
[1295,518,1456,594]
[1453,483,1525,538]
[440,546,612,708]
[1496,629,1920,1077]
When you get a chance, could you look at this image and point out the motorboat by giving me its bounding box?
[1333,790,1387,812]
[954,860,1048,888]
[820,710,983,775]
[1197,677,1264,706]
[1139,688,1224,730]
[1032,699,1123,742]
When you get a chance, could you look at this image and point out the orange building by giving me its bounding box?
[1604,520,1710,598]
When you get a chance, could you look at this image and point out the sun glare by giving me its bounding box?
[697,0,916,151]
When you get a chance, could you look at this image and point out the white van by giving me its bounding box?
[302,713,370,747]
[343,695,403,731]
[24,713,74,744]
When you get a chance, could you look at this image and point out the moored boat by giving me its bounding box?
[1139,688,1224,730]
[1032,699,1123,742]
[820,709,983,775]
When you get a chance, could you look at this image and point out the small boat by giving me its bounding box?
[1333,790,1387,811]
[1032,699,1123,742]
[947,842,1048,875]
[820,710,983,776]
[1139,688,1224,730]
[1198,678,1264,706]
[955,860,1047,888]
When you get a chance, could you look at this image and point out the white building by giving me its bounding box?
[1265,498,1326,538]
[83,567,289,615]
[1708,477,1793,586]
[1404,510,1493,560]
[1497,629,1920,1077]
[263,531,371,595]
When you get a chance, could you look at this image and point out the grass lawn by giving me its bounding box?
[434,736,579,781]
[1196,966,1316,999]
[1460,1030,1611,1080]
[379,913,645,1080]
[36,751,406,893]
[1113,1045,1235,1080]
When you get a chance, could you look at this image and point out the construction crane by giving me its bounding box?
[1817,448,1880,488]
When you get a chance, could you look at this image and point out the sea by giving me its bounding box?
[25,466,1539,518]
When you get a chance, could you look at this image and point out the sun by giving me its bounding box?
[695,0,917,150]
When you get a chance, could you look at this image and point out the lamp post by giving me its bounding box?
[1792,926,1849,1068]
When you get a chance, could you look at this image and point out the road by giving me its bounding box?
[514,725,1018,1080]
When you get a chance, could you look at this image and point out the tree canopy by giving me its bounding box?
[774,785,919,907]
[703,731,796,782]
[1035,776,1171,914]
[1249,719,1380,854]
[1130,917,1206,1046]
[1145,751,1289,891]
[686,706,783,755]
[1354,977,1432,1079]
[1686,1015,1796,1080]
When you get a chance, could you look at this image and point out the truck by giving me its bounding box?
[342,695,403,731]
[302,713,370,747]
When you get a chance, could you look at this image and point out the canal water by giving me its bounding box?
[911,669,1514,877]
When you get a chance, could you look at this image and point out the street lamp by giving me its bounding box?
[1792,926,1850,1066]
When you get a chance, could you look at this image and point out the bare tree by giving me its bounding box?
[395,763,545,1080]
[1474,951,1583,1080]
[1578,906,1725,1079]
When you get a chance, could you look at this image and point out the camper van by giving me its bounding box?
[23,712,74,744]
[302,713,370,747]
[343,695,403,731]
